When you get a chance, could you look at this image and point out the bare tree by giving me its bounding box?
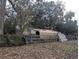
[8,0,33,33]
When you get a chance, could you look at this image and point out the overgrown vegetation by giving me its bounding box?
[3,0,77,35]
[55,20,78,35]
[0,35,25,46]
[4,17,16,34]
[0,0,78,46]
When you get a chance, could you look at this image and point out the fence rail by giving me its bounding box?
[24,34,78,43]
[24,34,58,43]
[0,34,77,47]
[0,34,77,44]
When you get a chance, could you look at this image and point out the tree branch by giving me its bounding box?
[8,0,17,12]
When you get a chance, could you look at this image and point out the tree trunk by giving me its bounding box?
[0,0,6,34]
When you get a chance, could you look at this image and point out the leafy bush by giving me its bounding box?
[0,35,8,46]
[7,35,25,46]
[0,35,26,46]
[4,18,16,34]
[55,20,78,35]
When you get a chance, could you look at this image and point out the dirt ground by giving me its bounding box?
[0,40,78,59]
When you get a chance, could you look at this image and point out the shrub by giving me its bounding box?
[7,35,25,46]
[55,20,78,35]
[0,35,26,46]
[0,35,8,46]
[4,18,16,34]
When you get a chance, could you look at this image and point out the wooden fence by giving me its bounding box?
[0,34,78,46]
[24,34,78,43]
[24,34,58,43]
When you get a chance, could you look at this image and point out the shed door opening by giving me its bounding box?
[36,31,40,35]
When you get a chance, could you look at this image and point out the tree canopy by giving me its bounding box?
[0,0,77,34]
[31,1,65,29]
